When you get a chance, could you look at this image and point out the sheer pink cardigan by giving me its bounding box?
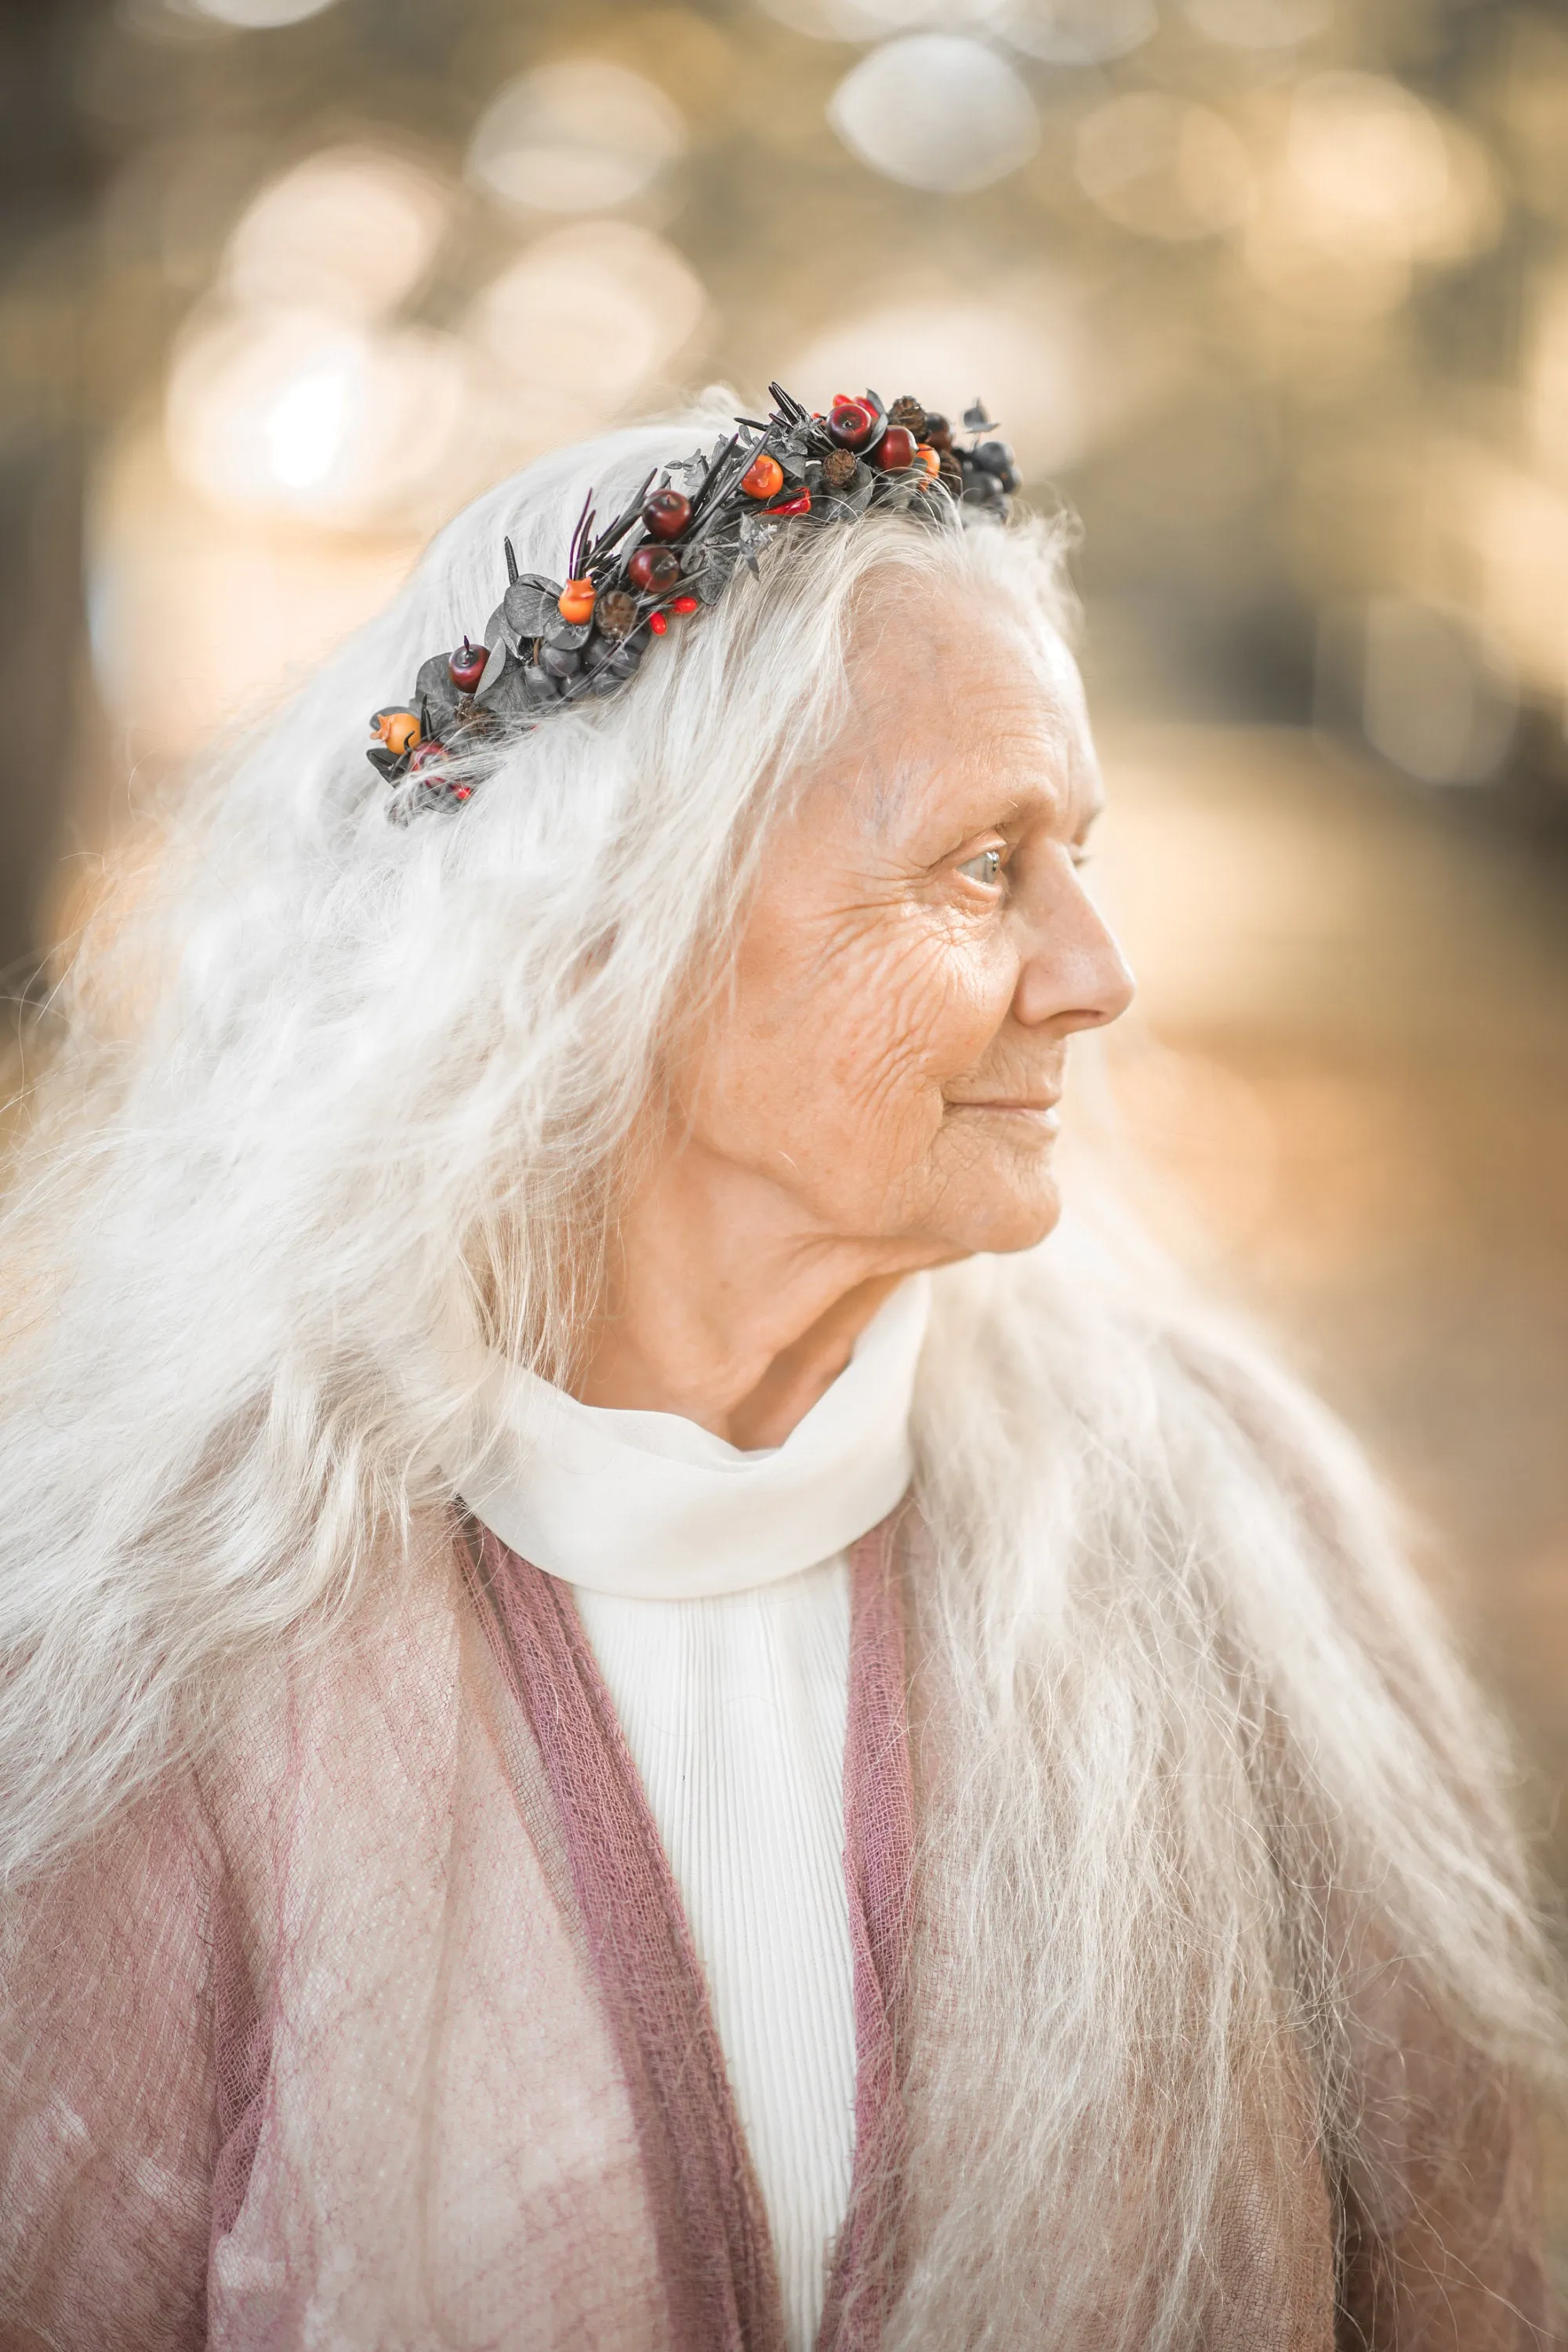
[0,1513,1553,2350]
[0,1522,908,2351]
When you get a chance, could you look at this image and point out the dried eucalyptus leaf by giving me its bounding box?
[486,657,550,718]
[476,637,507,696]
[503,576,559,638]
[414,657,462,734]
[542,613,593,651]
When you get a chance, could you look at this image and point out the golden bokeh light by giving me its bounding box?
[466,220,709,441]
[826,35,1040,193]
[222,147,452,324]
[466,61,688,216]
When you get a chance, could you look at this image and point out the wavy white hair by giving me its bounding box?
[0,397,1560,2345]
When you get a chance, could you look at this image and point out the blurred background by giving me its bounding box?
[1,0,1565,1938]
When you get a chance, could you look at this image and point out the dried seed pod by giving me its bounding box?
[821,448,859,492]
[540,643,582,677]
[887,394,927,434]
[597,589,637,639]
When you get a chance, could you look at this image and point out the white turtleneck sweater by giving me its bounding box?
[461,1277,930,2352]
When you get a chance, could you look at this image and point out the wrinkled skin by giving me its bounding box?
[579,579,1135,1444]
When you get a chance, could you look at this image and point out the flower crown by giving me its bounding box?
[367,383,1021,811]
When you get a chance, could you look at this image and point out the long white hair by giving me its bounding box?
[0,397,1559,2344]
[0,394,1075,1888]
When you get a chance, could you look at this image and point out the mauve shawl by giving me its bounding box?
[0,1513,1552,2350]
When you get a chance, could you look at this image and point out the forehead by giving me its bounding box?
[831,579,1097,837]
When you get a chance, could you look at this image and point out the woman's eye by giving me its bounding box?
[956,847,1003,887]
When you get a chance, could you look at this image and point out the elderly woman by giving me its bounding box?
[0,386,1559,2352]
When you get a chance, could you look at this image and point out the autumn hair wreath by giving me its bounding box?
[367,383,1022,812]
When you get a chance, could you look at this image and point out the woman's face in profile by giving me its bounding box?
[668,581,1136,1265]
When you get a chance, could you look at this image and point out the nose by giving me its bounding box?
[1011,864,1136,1036]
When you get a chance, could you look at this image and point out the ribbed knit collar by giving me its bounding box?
[461,1275,930,1600]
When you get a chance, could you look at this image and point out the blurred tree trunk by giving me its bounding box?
[0,0,103,985]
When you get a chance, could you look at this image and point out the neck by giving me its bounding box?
[574,1147,944,1449]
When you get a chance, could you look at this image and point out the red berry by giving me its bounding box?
[628,546,681,593]
[648,612,669,636]
[829,397,878,449]
[448,637,487,692]
[670,594,699,613]
[452,785,473,801]
[765,487,811,518]
[874,426,916,471]
[409,739,445,771]
[642,488,691,540]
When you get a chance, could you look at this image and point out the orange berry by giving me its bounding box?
[371,708,421,756]
[557,579,596,623]
[741,452,784,499]
[916,443,940,474]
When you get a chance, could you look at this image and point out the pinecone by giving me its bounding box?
[887,394,927,434]
[597,589,637,639]
[822,448,859,491]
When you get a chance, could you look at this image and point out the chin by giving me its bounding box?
[946,1174,1063,1258]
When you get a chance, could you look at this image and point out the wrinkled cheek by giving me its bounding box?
[825,936,996,1139]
